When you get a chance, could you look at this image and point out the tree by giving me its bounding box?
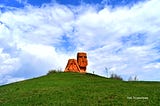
[110,73,123,80]
[128,75,138,81]
[133,75,138,81]
[105,67,110,78]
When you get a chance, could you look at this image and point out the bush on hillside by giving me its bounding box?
[110,73,123,81]
[47,69,62,75]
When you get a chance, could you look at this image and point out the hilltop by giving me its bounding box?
[0,72,160,106]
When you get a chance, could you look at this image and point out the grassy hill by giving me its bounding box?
[0,72,160,106]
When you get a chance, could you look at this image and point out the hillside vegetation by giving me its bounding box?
[0,72,160,106]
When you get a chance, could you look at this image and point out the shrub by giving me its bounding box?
[47,69,62,75]
[110,73,123,81]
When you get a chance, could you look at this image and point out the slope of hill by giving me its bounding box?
[0,72,160,106]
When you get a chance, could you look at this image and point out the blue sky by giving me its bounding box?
[0,0,145,7]
[0,0,160,85]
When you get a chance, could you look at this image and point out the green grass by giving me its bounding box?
[0,72,160,106]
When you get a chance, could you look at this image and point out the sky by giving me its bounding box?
[0,0,160,85]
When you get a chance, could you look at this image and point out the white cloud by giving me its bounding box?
[143,63,160,69]
[0,4,75,85]
[73,0,160,80]
[0,48,20,75]
[0,0,160,85]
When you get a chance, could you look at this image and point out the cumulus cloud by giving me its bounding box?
[73,0,160,80]
[0,0,160,85]
[0,48,22,85]
[0,4,75,85]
